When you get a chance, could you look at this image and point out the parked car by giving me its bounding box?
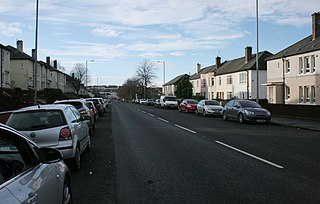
[86,100,99,122]
[0,123,72,203]
[196,100,223,117]
[0,111,13,124]
[154,99,161,108]
[6,104,91,170]
[178,99,198,113]
[54,98,95,136]
[160,96,178,109]
[86,98,105,117]
[145,99,155,106]
[222,99,271,123]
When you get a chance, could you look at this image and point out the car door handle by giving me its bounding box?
[27,192,38,204]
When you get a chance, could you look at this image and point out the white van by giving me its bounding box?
[160,96,178,109]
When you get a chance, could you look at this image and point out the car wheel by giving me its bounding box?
[195,110,198,115]
[222,112,228,121]
[86,136,91,151]
[179,108,182,112]
[185,108,188,113]
[202,111,206,117]
[238,113,245,124]
[62,177,72,204]
[72,146,81,171]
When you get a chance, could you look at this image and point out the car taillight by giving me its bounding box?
[60,127,72,140]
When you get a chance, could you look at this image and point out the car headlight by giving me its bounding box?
[266,111,271,116]
[244,110,255,115]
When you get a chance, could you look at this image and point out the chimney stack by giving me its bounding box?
[53,60,58,69]
[17,40,23,52]
[245,46,252,63]
[32,49,36,59]
[196,63,201,73]
[216,56,221,68]
[46,56,51,66]
[312,12,320,41]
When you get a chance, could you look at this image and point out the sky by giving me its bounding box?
[0,0,319,86]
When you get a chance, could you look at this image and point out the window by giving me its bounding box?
[269,87,274,103]
[311,86,316,103]
[304,57,310,73]
[202,79,206,87]
[211,78,214,86]
[311,55,315,73]
[239,73,247,84]
[299,86,304,103]
[219,77,221,86]
[285,60,290,73]
[227,92,233,99]
[211,92,214,99]
[227,75,232,85]
[299,57,303,74]
[304,86,310,102]
[285,86,290,100]
[197,80,199,87]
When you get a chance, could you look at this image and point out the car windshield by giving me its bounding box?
[56,101,82,109]
[204,100,220,106]
[239,101,261,108]
[186,100,197,104]
[6,110,66,131]
[165,97,176,101]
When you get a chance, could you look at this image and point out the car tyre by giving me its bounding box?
[222,112,228,121]
[195,110,198,115]
[185,108,188,113]
[86,136,91,151]
[72,146,81,171]
[62,177,73,204]
[203,111,206,117]
[238,113,245,124]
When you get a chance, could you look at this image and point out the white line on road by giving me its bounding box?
[174,124,196,134]
[215,141,284,169]
[148,113,155,117]
[157,117,169,123]
[141,111,146,114]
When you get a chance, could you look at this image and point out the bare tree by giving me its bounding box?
[118,77,143,101]
[136,60,157,98]
[71,63,86,85]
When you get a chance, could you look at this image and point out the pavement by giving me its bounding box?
[271,116,320,132]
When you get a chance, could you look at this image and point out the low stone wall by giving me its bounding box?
[263,104,320,119]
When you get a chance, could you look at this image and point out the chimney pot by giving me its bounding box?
[54,60,58,69]
[31,49,36,59]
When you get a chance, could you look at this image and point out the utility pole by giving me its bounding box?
[33,0,39,105]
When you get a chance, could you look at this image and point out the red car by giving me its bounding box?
[178,99,198,113]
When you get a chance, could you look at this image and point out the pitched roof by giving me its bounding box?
[164,74,189,86]
[214,51,273,76]
[6,45,34,61]
[189,65,216,80]
[267,35,320,60]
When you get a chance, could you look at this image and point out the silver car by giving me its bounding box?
[6,104,91,170]
[196,100,223,117]
[0,123,72,203]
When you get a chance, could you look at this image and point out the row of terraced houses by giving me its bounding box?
[163,12,320,106]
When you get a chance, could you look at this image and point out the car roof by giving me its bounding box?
[12,104,73,112]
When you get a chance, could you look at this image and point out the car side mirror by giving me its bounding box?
[40,147,63,164]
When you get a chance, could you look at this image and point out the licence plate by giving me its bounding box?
[257,119,266,123]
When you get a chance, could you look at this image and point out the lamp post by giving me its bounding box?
[157,60,166,94]
[255,0,259,103]
[33,0,39,105]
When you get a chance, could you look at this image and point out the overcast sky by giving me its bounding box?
[0,0,318,86]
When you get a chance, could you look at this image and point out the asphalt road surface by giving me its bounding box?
[72,101,320,203]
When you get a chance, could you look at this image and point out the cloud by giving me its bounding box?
[91,26,122,37]
[138,52,163,58]
[0,22,21,36]
[170,51,185,57]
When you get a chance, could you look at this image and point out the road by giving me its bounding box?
[72,101,320,203]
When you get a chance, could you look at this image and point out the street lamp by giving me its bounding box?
[33,0,39,105]
[255,0,259,103]
[85,60,94,87]
[157,60,166,85]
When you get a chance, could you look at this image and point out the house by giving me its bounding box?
[0,44,11,89]
[189,63,212,98]
[266,12,320,105]
[163,74,190,96]
[213,47,273,100]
